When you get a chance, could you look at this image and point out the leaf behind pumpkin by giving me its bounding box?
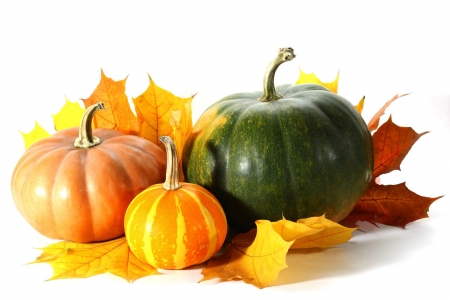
[296,68,339,94]
[82,70,139,135]
[133,76,193,152]
[20,120,51,150]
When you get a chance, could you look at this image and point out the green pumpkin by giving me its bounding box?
[182,48,373,233]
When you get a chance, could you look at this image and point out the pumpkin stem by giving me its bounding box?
[160,136,182,190]
[259,47,296,102]
[74,102,105,149]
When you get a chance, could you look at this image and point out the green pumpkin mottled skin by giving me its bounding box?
[182,84,373,233]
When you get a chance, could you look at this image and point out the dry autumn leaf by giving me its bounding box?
[295,69,364,113]
[20,70,194,165]
[200,216,355,288]
[200,220,294,289]
[342,116,442,227]
[133,75,193,152]
[372,116,427,178]
[296,68,339,93]
[52,97,85,131]
[31,237,157,282]
[292,215,356,248]
[20,120,51,150]
[354,96,365,114]
[348,182,441,228]
[82,70,139,135]
[367,93,409,132]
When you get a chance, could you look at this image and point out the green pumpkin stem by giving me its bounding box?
[160,136,182,190]
[74,102,105,148]
[259,47,296,102]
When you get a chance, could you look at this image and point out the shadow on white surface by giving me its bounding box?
[274,220,437,287]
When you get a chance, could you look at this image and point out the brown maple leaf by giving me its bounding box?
[367,93,409,132]
[343,115,442,227]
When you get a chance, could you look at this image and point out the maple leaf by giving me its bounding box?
[133,75,193,152]
[354,96,365,114]
[31,237,157,282]
[349,182,442,228]
[82,70,139,135]
[343,116,442,227]
[292,215,356,248]
[20,71,194,158]
[367,93,409,132]
[20,120,51,149]
[200,220,294,289]
[372,115,427,178]
[200,217,355,288]
[295,69,364,113]
[296,68,339,93]
[52,97,85,131]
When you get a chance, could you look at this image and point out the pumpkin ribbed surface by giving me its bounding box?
[182,48,374,233]
[11,128,166,242]
[124,182,227,269]
[11,103,167,243]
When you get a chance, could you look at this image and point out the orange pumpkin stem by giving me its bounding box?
[160,136,182,190]
[74,102,105,148]
[259,47,296,102]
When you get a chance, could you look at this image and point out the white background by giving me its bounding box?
[1,0,449,299]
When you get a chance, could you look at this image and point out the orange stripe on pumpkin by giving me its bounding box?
[177,188,210,267]
[182,184,227,254]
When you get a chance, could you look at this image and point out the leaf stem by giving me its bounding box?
[74,102,105,148]
[259,48,296,102]
[160,136,182,190]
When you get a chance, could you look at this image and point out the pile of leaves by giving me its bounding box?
[22,70,440,288]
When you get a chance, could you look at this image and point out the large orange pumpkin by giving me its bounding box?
[124,136,227,270]
[11,102,166,243]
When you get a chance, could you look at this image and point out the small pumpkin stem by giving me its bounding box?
[160,136,182,190]
[74,102,105,148]
[259,47,296,102]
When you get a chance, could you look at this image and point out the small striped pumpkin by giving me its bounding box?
[124,136,227,270]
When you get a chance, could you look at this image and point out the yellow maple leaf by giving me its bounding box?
[291,215,356,249]
[201,216,355,288]
[133,76,193,152]
[296,68,339,93]
[82,70,139,135]
[31,237,157,282]
[354,96,365,114]
[271,216,326,242]
[200,220,294,289]
[295,69,365,113]
[52,97,85,131]
[20,120,51,150]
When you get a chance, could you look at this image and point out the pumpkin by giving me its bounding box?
[182,48,374,233]
[124,136,227,270]
[11,102,166,242]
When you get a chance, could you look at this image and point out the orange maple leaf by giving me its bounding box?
[343,115,442,227]
[132,76,193,152]
[82,70,139,135]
